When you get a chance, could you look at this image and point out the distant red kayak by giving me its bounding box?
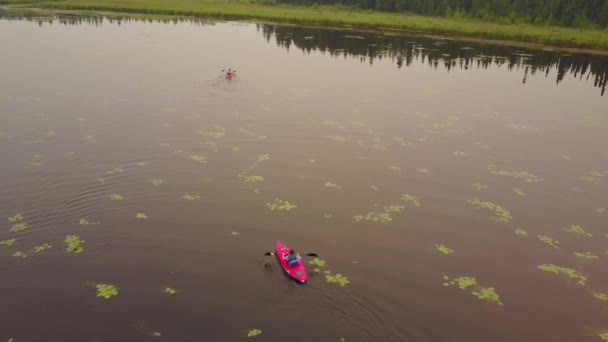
[275,240,307,283]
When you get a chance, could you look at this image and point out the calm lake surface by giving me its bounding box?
[1,14,607,342]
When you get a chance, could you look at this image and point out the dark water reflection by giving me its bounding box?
[259,24,608,96]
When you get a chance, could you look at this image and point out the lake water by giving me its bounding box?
[1,14,607,342]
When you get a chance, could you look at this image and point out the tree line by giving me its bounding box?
[273,0,608,27]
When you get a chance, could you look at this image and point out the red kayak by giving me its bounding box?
[275,240,307,283]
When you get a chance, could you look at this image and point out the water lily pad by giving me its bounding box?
[469,198,512,222]
[110,194,125,201]
[10,223,27,232]
[401,194,420,207]
[34,243,52,252]
[8,213,23,222]
[153,331,161,337]
[416,168,431,174]
[181,194,201,200]
[593,292,608,301]
[597,208,606,214]
[231,231,239,236]
[266,198,296,211]
[309,258,326,267]
[65,235,85,253]
[537,235,559,249]
[95,283,118,299]
[324,182,341,188]
[12,251,27,258]
[443,275,503,306]
[370,185,379,191]
[152,179,163,186]
[387,165,401,172]
[190,154,207,164]
[353,211,392,223]
[105,167,125,175]
[0,239,16,246]
[514,229,528,237]
[487,164,543,183]
[231,147,241,152]
[164,287,178,295]
[79,218,100,225]
[238,173,264,183]
[512,188,526,196]
[256,154,270,162]
[135,213,148,219]
[573,252,599,260]
[562,224,592,237]
[435,244,455,255]
[247,329,263,337]
[472,183,488,191]
[325,273,350,287]
[537,264,586,285]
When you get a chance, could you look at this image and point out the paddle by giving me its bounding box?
[264,252,318,257]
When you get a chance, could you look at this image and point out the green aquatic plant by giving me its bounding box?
[164,287,178,295]
[598,331,608,341]
[512,188,526,196]
[266,199,296,211]
[105,167,125,175]
[537,264,587,286]
[0,239,16,246]
[354,212,392,223]
[190,154,207,164]
[574,252,599,260]
[597,208,606,214]
[416,168,431,174]
[563,224,592,237]
[231,231,239,236]
[514,229,528,237]
[472,183,488,191]
[247,329,262,337]
[506,124,541,132]
[401,194,421,207]
[96,283,119,299]
[452,151,469,156]
[323,213,333,218]
[135,213,148,219]
[593,292,608,301]
[537,235,559,249]
[8,213,23,222]
[328,135,347,142]
[10,223,28,232]
[487,164,543,183]
[469,198,512,222]
[442,275,504,306]
[65,235,85,253]
[370,185,379,191]
[253,188,261,194]
[325,273,350,287]
[324,182,341,188]
[435,244,455,255]
[309,258,326,268]
[136,162,147,167]
[12,251,27,258]
[30,161,44,167]
[181,194,201,200]
[153,332,161,337]
[387,165,401,172]
[238,173,264,183]
[256,154,270,162]
[34,243,52,252]
[152,179,163,186]
[383,205,405,213]
[110,194,124,201]
[79,218,100,225]
[203,131,225,139]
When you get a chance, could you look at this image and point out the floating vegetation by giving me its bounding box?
[164,287,178,295]
[435,244,455,255]
[201,128,225,140]
[30,160,44,167]
[442,275,504,306]
[110,194,125,201]
[512,188,526,196]
[537,235,559,249]
[370,185,379,191]
[487,164,543,183]
[537,264,587,286]
[574,252,599,260]
[383,205,405,213]
[472,183,488,191]
[238,173,264,183]
[323,213,333,218]
[387,166,401,172]
[181,194,201,201]
[154,332,161,337]
[328,135,348,142]
[324,182,341,189]
[12,251,27,258]
[190,154,207,164]
[401,194,421,207]
[597,208,606,214]
[95,283,119,299]
[309,258,327,268]
[0,239,16,246]
[79,218,99,225]
[152,179,163,186]
[468,198,512,222]
[65,235,85,253]
[416,168,431,174]
[325,272,350,287]
[247,329,263,337]
[338,338,346,342]
[506,124,541,132]
[598,330,608,342]
[593,292,608,301]
[135,213,148,219]
[231,147,241,152]
[563,224,592,237]
[354,211,392,223]
[453,151,469,156]
[34,243,52,252]
[136,162,147,167]
[266,199,296,211]
[239,128,266,140]
[105,167,125,175]
[256,154,270,162]
[514,229,528,237]
[8,213,23,222]
[10,223,28,232]
[231,231,239,236]
[579,171,604,184]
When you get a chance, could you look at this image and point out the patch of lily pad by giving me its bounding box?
[0,239,16,246]
[247,329,263,337]
[537,235,559,249]
[593,292,608,301]
[325,272,350,287]
[152,179,163,186]
[181,194,201,200]
[514,228,528,237]
[573,252,599,260]
[537,264,587,286]
[487,164,543,183]
[469,198,512,222]
[95,283,119,299]
[135,213,148,219]
[65,235,85,253]
[238,173,264,183]
[12,251,27,258]
[34,243,52,252]
[266,199,296,211]
[324,182,341,188]
[8,213,24,222]
[110,194,125,201]
[164,287,178,295]
[472,183,488,191]
[435,244,455,255]
[10,223,27,232]
[401,194,421,207]
[512,188,526,196]
[190,154,207,164]
[442,275,504,306]
[562,224,592,237]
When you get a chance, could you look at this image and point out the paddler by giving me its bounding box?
[282,249,301,266]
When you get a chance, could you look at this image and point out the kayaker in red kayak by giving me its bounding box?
[282,249,301,266]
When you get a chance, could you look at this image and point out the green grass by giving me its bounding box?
[11,0,608,49]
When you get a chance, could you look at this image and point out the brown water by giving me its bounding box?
[1,15,607,342]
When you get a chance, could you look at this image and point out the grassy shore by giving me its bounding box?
[16,0,608,50]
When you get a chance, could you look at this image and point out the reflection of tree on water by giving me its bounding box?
[259,24,608,96]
